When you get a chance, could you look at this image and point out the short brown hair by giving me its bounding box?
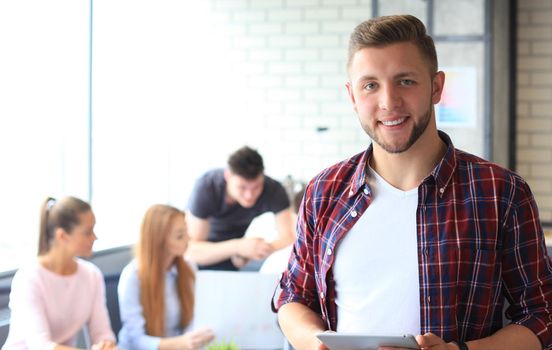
[347,15,438,75]
[227,146,264,180]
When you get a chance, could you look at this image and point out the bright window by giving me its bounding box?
[0,0,90,271]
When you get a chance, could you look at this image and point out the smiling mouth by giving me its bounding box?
[380,117,407,126]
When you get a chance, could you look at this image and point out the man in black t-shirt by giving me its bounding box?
[186,146,294,270]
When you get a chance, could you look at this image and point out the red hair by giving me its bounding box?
[135,204,194,336]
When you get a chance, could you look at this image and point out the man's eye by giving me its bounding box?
[400,79,414,86]
[364,82,377,90]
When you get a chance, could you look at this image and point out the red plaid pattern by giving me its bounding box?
[277,132,552,348]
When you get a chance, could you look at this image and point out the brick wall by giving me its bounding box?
[517,0,552,223]
[201,0,373,183]
[195,0,552,223]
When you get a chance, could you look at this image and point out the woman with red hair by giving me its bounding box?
[117,205,213,350]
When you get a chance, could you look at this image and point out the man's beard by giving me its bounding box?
[361,104,433,154]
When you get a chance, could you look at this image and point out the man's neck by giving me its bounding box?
[224,192,236,205]
[370,130,446,191]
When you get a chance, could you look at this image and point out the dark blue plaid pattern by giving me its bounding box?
[277,132,552,348]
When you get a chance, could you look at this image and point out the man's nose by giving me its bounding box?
[378,85,402,111]
[244,190,254,200]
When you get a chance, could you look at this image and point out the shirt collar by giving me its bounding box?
[348,144,373,198]
[429,130,457,196]
[347,131,457,199]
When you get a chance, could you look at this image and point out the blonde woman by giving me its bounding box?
[117,205,213,350]
[3,197,117,350]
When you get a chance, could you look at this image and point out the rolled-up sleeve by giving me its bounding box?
[276,185,320,314]
[503,179,552,349]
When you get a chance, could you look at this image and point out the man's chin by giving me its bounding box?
[374,138,412,154]
[380,144,410,154]
[239,201,256,208]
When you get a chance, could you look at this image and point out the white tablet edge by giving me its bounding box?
[316,332,419,350]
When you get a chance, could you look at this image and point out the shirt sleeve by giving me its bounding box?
[276,182,321,314]
[502,178,552,349]
[267,179,291,214]
[7,268,56,350]
[187,172,217,219]
[87,265,116,344]
[117,261,162,350]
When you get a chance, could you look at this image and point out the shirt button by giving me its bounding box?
[439,187,445,194]
[326,248,332,255]
[351,210,358,218]
[424,248,429,256]
[363,188,369,195]
[427,296,431,304]
[349,190,353,196]
[320,292,324,299]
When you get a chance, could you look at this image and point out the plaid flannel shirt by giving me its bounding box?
[277,131,552,348]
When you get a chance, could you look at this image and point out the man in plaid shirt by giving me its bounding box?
[276,15,552,350]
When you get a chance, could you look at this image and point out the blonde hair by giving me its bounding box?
[135,204,195,336]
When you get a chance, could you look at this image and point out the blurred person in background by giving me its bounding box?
[117,204,213,350]
[3,196,117,350]
[186,146,294,271]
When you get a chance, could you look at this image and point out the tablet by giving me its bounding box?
[316,332,419,350]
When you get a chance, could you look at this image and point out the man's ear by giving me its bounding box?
[223,169,231,182]
[431,71,445,104]
[345,81,358,114]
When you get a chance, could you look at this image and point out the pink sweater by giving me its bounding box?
[2,259,115,350]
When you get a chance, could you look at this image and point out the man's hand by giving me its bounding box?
[315,330,333,350]
[230,254,249,268]
[316,339,330,350]
[378,333,459,350]
[415,333,459,350]
[238,237,273,260]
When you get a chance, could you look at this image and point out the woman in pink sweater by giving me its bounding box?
[2,197,116,350]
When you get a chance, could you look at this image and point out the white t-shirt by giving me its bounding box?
[334,168,420,335]
[3,259,115,350]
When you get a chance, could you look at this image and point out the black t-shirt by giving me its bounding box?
[187,168,290,270]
